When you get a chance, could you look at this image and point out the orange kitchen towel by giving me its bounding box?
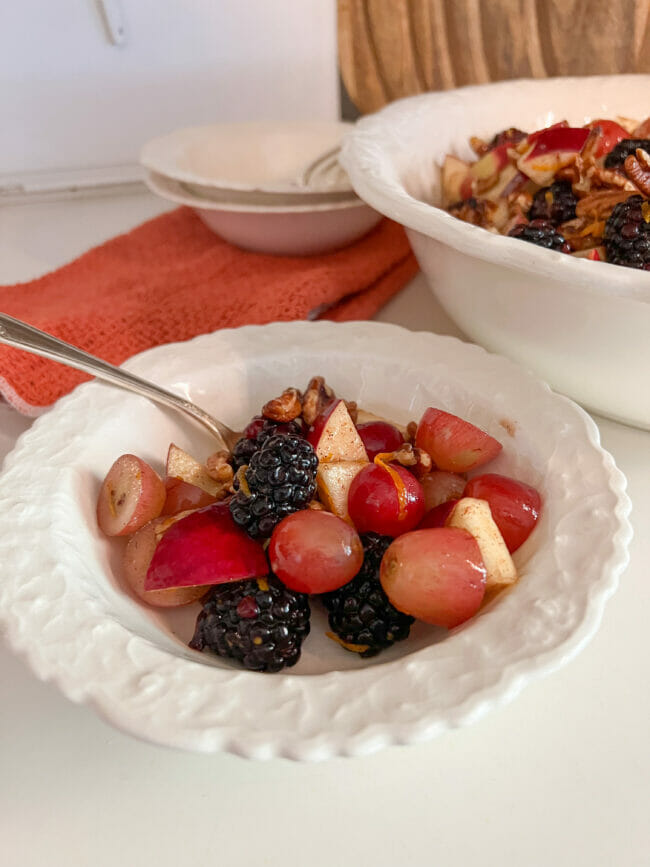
[0,207,418,415]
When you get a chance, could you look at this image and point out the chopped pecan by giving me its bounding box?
[575,190,637,221]
[262,387,302,422]
[406,421,418,444]
[590,165,639,192]
[302,376,335,426]
[624,150,650,197]
[448,197,507,230]
[205,450,234,487]
[561,216,606,250]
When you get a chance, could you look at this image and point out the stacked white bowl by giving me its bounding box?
[140,121,380,255]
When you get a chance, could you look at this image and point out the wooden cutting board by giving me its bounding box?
[338,0,650,113]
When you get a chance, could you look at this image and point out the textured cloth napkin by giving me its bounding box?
[0,207,417,415]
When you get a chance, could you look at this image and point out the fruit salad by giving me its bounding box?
[96,377,541,672]
[441,116,650,270]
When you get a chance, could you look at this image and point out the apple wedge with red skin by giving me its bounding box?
[145,501,268,591]
[415,408,502,473]
[380,527,486,628]
[459,143,510,200]
[124,513,207,607]
[463,473,541,553]
[307,399,368,462]
[517,126,589,186]
[97,454,166,537]
[585,119,629,158]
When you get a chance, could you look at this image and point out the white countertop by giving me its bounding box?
[1,191,648,867]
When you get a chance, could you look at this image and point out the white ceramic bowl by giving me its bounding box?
[0,322,631,760]
[341,75,650,429]
[145,171,381,256]
[141,121,352,194]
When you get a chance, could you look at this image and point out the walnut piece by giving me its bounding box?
[624,150,650,197]
[205,450,234,488]
[262,387,302,422]
[386,444,432,477]
[406,421,418,443]
[302,376,335,426]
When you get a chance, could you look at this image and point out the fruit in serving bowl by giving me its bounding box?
[96,379,541,671]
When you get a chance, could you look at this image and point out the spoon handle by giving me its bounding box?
[0,313,237,451]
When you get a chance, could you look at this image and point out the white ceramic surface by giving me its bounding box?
[0,321,631,760]
[341,75,650,429]
[140,121,352,194]
[145,170,381,256]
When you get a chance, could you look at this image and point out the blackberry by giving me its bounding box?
[528,181,577,224]
[230,433,318,538]
[508,219,571,253]
[604,139,650,169]
[231,416,303,470]
[488,127,527,149]
[190,576,310,672]
[321,533,414,658]
[603,195,650,270]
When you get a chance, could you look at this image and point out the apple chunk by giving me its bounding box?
[123,514,206,607]
[307,399,368,462]
[165,443,224,497]
[316,460,368,521]
[446,497,517,590]
[145,501,268,591]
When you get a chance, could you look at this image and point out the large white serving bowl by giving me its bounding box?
[0,322,631,760]
[341,75,650,429]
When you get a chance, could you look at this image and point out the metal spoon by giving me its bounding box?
[0,313,239,452]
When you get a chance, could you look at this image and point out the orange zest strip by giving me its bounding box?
[374,451,409,520]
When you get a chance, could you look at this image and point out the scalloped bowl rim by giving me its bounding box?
[0,322,633,760]
[340,75,650,305]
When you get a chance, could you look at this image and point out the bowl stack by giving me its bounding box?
[140,121,381,256]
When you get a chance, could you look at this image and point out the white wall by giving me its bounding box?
[0,0,339,181]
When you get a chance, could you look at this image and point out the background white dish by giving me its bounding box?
[341,75,650,429]
[140,121,353,194]
[145,170,381,256]
[0,321,631,760]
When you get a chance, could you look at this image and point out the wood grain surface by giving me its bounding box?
[338,0,650,112]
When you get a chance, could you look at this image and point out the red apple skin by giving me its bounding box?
[463,473,541,552]
[97,454,166,537]
[524,126,589,158]
[380,528,487,628]
[585,119,629,157]
[415,408,502,473]
[306,399,340,449]
[123,515,206,607]
[307,399,367,462]
[145,501,268,591]
[162,477,217,516]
